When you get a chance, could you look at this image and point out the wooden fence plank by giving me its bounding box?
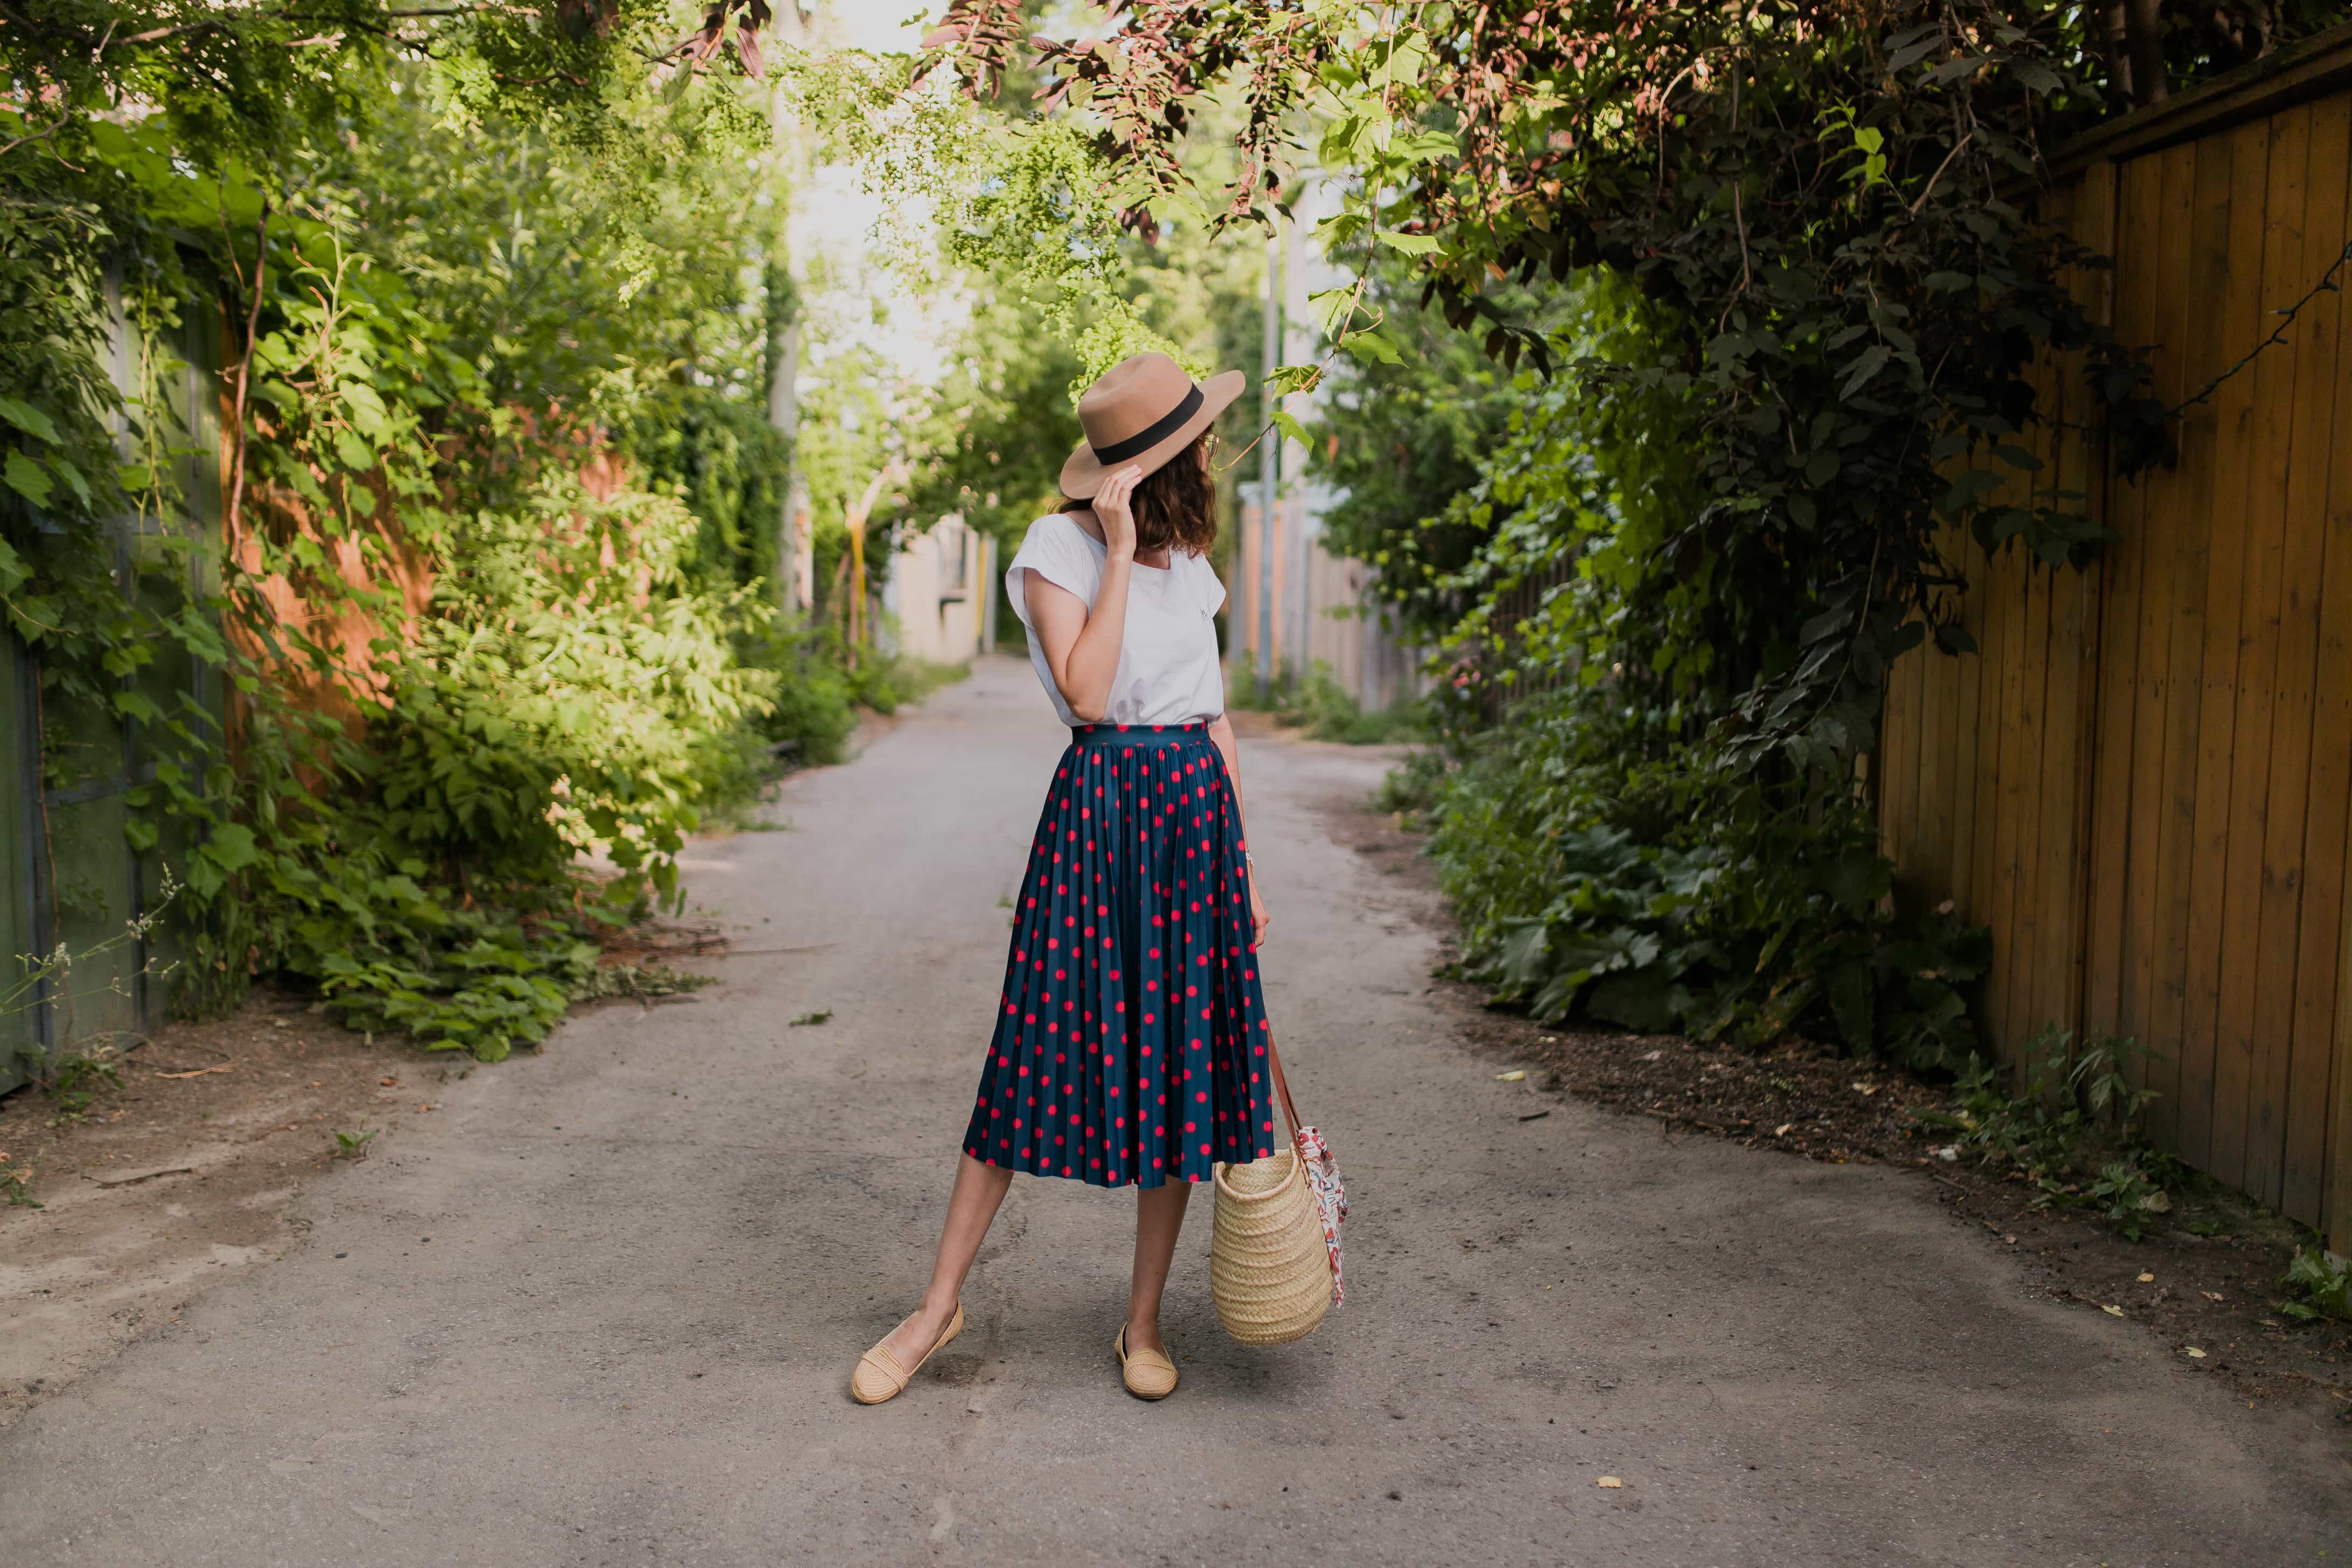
[1985,479,2041,1062]
[1917,577,1959,905]
[2212,107,2307,1202]
[1950,524,1985,935]
[1969,524,2006,1033]
[2117,146,2182,1114]
[2010,564,2052,1048]
[2176,121,2271,1175]
[2038,355,2096,1040]
[2138,141,2213,1147]
[2293,107,2352,1237]
[2005,363,2059,1043]
[2084,155,2153,1056]
[2239,101,2334,1210]
[2334,877,2352,1243]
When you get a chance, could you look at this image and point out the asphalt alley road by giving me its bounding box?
[4,657,2344,1567]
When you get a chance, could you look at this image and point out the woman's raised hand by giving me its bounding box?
[1092,465,1144,561]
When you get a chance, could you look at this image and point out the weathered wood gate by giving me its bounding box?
[1878,27,2352,1246]
[0,278,219,1095]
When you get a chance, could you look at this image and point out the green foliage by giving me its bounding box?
[1423,685,1989,1067]
[2279,1247,2352,1325]
[0,1154,39,1206]
[737,619,866,767]
[1241,661,1424,746]
[1310,269,1563,636]
[1910,1028,2177,1239]
[38,1050,124,1121]
[0,32,925,1066]
[332,1127,380,1161]
[904,291,1087,543]
[928,5,2349,1103]
[389,469,775,905]
[317,924,591,1063]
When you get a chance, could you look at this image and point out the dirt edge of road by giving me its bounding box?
[1,992,443,1430]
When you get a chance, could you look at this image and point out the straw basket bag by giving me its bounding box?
[1210,1031,1346,1346]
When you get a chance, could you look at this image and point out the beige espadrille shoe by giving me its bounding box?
[1114,1326,1179,1401]
[851,1302,963,1405]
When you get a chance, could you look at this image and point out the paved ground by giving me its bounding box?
[3,657,2344,1566]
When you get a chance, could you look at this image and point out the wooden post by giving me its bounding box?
[843,460,905,669]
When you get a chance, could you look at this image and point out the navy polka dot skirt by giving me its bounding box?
[964,722,1278,1188]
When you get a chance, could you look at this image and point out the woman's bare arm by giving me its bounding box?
[1024,466,1144,723]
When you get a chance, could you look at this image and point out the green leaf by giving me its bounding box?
[4,450,53,507]
[1375,230,1443,256]
[0,395,62,446]
[111,690,161,724]
[1264,362,1323,397]
[1340,329,1402,366]
[1839,345,1892,400]
[198,823,262,878]
[1270,409,1312,451]
[1308,285,1362,337]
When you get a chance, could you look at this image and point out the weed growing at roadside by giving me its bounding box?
[332,1129,380,1162]
[1910,1029,2178,1239]
[1374,747,1450,824]
[1,1151,40,1208]
[41,1050,125,1122]
[2279,1247,2351,1325]
[789,1010,832,1027]
[572,964,715,1002]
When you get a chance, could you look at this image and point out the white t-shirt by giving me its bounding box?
[1004,511,1227,727]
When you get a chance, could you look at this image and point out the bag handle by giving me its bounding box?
[1264,1025,1306,1140]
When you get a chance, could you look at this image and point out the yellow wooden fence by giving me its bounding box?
[1878,28,2352,1243]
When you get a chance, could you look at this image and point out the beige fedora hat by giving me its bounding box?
[1059,352,1247,499]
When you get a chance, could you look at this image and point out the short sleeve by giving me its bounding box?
[1194,551,1228,618]
[1005,514,1100,631]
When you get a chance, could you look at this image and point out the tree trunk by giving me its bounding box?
[2122,0,2169,106]
[765,255,803,610]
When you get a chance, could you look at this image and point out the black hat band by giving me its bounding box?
[1089,384,1203,465]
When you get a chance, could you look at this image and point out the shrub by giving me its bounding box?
[1420,687,1990,1069]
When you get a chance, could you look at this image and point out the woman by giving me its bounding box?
[849,352,1276,1405]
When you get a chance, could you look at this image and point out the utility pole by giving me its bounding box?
[1256,224,1280,701]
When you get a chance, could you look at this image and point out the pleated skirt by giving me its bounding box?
[963,722,1278,1188]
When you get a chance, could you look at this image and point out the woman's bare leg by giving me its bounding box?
[880,1154,1012,1366]
[1124,1178,1193,1354]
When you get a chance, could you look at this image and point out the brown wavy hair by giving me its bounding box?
[1060,432,1217,557]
